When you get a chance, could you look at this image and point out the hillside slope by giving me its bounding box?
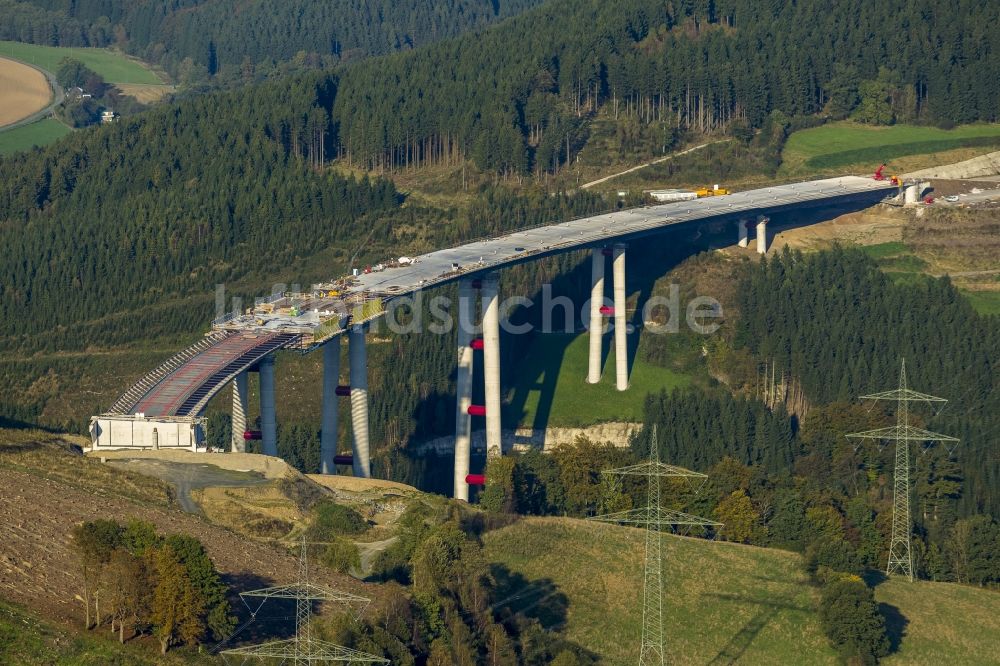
[483,517,1000,665]
[0,599,210,664]
[0,429,373,625]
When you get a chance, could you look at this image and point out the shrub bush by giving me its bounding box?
[322,537,361,574]
[310,500,368,538]
[818,578,890,664]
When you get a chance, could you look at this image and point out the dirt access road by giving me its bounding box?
[0,56,59,128]
[106,458,270,513]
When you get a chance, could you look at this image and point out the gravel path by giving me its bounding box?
[580,140,730,189]
[106,459,270,514]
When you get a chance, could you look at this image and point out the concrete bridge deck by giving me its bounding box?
[94,175,897,454]
[204,175,896,346]
[344,176,895,298]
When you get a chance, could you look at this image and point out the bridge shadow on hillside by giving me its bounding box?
[503,224,723,433]
[503,332,572,436]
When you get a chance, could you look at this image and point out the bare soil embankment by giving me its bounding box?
[0,432,375,625]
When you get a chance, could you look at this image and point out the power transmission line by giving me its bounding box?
[847,359,959,582]
[588,426,721,666]
[219,535,388,665]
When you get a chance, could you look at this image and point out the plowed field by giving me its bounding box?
[0,57,50,127]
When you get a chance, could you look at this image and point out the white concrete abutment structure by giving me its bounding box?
[586,245,630,390]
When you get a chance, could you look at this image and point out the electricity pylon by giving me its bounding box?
[847,359,958,581]
[220,536,388,664]
[588,426,721,666]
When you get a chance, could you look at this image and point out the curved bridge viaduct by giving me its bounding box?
[90,176,898,499]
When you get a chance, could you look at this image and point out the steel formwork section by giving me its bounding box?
[176,333,297,416]
[128,332,296,417]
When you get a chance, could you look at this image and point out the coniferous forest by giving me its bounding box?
[0,0,546,78]
[1,1,1000,661]
[329,0,1000,173]
[1,1,997,352]
[0,76,398,350]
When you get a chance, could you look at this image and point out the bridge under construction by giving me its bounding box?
[91,175,899,498]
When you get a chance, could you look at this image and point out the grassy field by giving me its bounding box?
[781,122,1000,174]
[874,578,1000,664]
[483,516,1000,665]
[860,238,1000,315]
[960,290,1000,316]
[504,332,691,428]
[115,82,176,104]
[484,517,836,665]
[860,241,930,276]
[0,118,72,155]
[0,41,161,84]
